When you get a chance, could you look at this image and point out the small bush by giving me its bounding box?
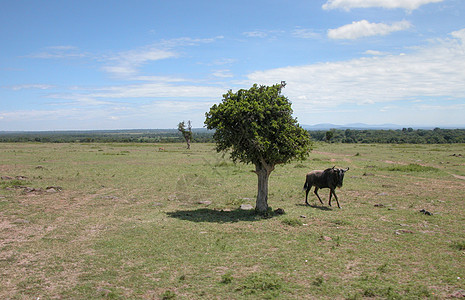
[221,272,233,284]
[312,276,324,287]
[161,290,176,300]
[451,241,465,251]
[281,217,303,227]
[362,286,402,298]
[241,272,283,294]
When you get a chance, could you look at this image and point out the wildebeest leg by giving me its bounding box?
[305,187,311,206]
[314,187,324,205]
[331,189,341,209]
[328,189,333,207]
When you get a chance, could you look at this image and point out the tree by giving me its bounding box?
[205,82,311,214]
[178,120,193,149]
[325,130,334,143]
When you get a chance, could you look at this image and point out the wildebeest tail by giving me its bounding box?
[303,178,308,191]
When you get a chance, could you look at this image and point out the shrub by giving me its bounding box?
[161,290,176,300]
[451,241,465,251]
[281,217,303,227]
[221,272,233,284]
[241,272,283,294]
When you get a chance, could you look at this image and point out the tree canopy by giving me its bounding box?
[205,83,310,167]
[205,82,311,214]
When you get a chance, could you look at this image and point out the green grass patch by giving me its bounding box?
[385,163,439,172]
[281,217,303,227]
[239,272,286,297]
[0,179,31,189]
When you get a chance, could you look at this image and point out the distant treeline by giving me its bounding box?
[0,129,213,144]
[1,128,464,144]
[309,128,465,144]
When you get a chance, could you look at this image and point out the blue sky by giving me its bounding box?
[1,0,465,131]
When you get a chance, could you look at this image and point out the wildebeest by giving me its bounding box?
[303,166,349,208]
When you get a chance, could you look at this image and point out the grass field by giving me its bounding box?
[1,142,465,299]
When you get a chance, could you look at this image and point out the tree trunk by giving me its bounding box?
[255,162,274,215]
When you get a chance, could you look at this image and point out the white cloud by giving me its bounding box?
[243,31,269,38]
[5,84,55,91]
[364,50,388,56]
[451,28,465,40]
[246,28,465,110]
[47,82,225,107]
[102,37,223,78]
[292,28,321,39]
[0,86,219,130]
[87,83,225,99]
[24,37,225,79]
[141,99,216,114]
[47,94,115,106]
[159,36,223,47]
[102,48,177,78]
[131,75,189,82]
[212,69,234,78]
[210,58,236,66]
[27,46,87,59]
[243,30,285,39]
[380,105,398,112]
[30,80,227,130]
[328,20,411,39]
[322,0,444,11]
[0,108,84,122]
[417,103,465,111]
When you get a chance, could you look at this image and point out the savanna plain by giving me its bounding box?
[1,142,464,299]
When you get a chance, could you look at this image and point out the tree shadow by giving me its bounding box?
[166,208,263,223]
[296,203,334,211]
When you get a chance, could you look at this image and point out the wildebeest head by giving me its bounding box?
[335,167,349,188]
[325,166,349,188]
